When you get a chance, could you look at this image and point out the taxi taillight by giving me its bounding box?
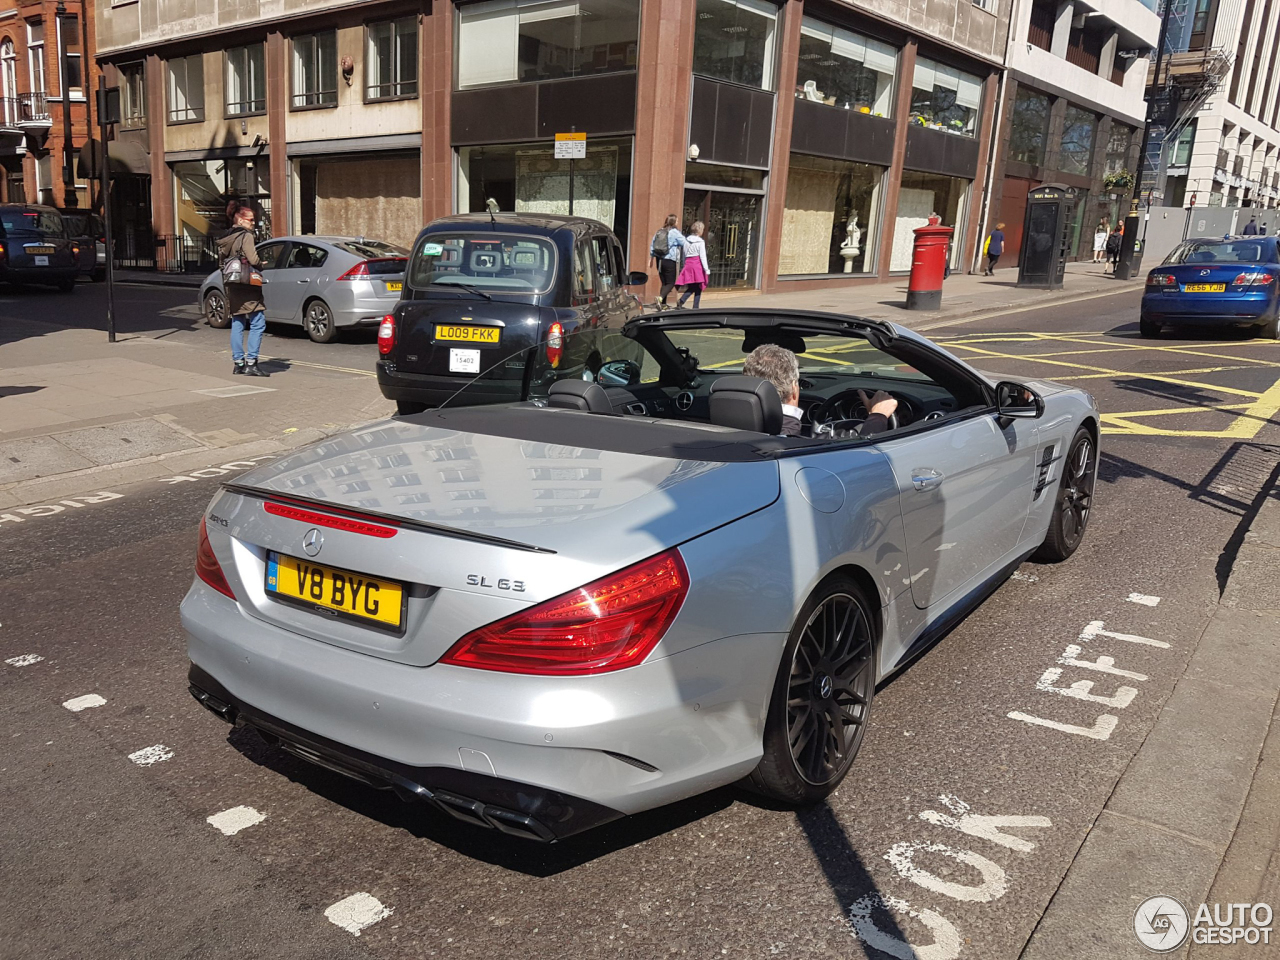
[546,321,563,368]
[377,315,396,355]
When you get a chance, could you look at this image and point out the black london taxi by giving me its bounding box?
[0,204,80,292]
[376,213,647,413]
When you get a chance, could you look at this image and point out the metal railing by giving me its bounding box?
[153,234,218,274]
[0,97,18,127]
[18,91,49,122]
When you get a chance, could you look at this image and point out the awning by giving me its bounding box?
[77,138,152,178]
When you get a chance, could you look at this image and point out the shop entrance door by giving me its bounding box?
[683,190,762,289]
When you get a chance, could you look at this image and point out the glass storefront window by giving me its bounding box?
[890,171,969,271]
[795,19,896,116]
[457,138,633,242]
[1009,87,1050,165]
[779,154,884,275]
[1060,105,1097,177]
[683,188,762,288]
[456,0,640,89]
[692,0,778,91]
[910,57,982,137]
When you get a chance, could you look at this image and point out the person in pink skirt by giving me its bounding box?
[676,221,711,308]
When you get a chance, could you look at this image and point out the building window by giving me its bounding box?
[795,19,896,116]
[119,61,146,129]
[779,154,884,275]
[27,21,46,95]
[1104,123,1133,175]
[293,32,337,107]
[973,0,997,11]
[1009,87,1050,165]
[0,41,15,125]
[456,0,640,89]
[692,0,778,91]
[911,57,982,137]
[367,17,418,99]
[1027,0,1054,51]
[167,54,204,123]
[57,14,83,97]
[1171,119,1197,167]
[1060,104,1097,176]
[226,44,266,116]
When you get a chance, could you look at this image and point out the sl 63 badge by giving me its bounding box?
[466,575,526,592]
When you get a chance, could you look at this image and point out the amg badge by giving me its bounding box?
[466,575,526,592]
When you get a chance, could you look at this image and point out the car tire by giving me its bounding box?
[204,290,230,329]
[396,401,428,416]
[748,574,877,806]
[57,279,75,293]
[303,299,337,343]
[1138,315,1161,338]
[1032,426,1097,563]
[1257,313,1280,339]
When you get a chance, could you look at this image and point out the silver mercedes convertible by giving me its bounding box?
[182,309,1098,842]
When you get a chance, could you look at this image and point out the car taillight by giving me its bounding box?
[337,260,371,280]
[1233,272,1274,286]
[0,241,6,260]
[377,315,396,355]
[546,321,564,369]
[441,549,690,675]
[196,517,236,599]
[1146,273,1177,286]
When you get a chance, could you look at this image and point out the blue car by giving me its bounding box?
[1141,235,1280,338]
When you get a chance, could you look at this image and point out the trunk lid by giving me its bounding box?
[1157,262,1265,299]
[208,420,779,666]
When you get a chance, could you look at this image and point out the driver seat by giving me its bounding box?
[709,376,783,434]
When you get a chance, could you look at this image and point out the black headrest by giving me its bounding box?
[547,379,614,414]
[709,376,783,435]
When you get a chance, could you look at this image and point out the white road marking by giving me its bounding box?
[1058,644,1149,680]
[62,694,107,712]
[1079,620,1169,648]
[1007,710,1119,740]
[206,805,267,835]
[1035,668,1138,708]
[848,894,962,960]
[884,841,1009,903]
[5,654,43,667]
[324,892,392,936]
[1126,593,1162,606]
[128,745,174,766]
[917,796,1052,853]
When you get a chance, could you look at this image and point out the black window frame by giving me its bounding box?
[225,42,267,118]
[365,16,419,102]
[291,31,338,110]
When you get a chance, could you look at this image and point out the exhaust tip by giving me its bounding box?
[189,684,237,724]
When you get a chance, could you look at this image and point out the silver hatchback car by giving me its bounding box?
[200,236,408,343]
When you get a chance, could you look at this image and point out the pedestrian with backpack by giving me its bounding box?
[1105,224,1124,273]
[216,201,269,377]
[651,213,686,309]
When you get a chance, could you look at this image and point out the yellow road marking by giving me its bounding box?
[1058,365,1255,381]
[1101,377,1280,437]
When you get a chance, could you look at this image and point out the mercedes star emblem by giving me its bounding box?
[302,528,324,557]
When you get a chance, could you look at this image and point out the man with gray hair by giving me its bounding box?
[743,343,897,437]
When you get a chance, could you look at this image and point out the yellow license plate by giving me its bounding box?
[385,281,402,292]
[25,246,54,255]
[266,552,403,630]
[436,324,500,344]
[1184,283,1226,292]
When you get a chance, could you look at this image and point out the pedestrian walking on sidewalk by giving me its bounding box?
[1092,219,1109,263]
[216,202,269,378]
[1105,223,1124,273]
[676,221,710,309]
[651,213,686,309]
[1243,216,1259,235]
[983,223,1005,275]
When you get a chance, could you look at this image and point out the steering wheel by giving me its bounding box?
[811,389,901,432]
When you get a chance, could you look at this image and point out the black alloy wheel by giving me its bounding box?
[204,289,229,329]
[1034,426,1096,562]
[750,575,877,804]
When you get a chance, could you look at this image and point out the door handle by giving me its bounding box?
[911,468,944,491]
[296,279,310,283]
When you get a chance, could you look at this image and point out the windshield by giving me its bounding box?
[1166,239,1277,264]
[0,208,65,237]
[662,328,931,382]
[408,233,556,294]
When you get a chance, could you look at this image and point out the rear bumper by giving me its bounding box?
[376,361,522,407]
[325,284,401,328]
[1142,292,1275,325]
[0,263,78,285]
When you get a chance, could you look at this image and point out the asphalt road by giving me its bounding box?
[3,286,1279,958]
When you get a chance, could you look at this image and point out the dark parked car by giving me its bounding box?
[58,209,107,282]
[377,214,647,414]
[0,204,79,291]
[1142,235,1280,338]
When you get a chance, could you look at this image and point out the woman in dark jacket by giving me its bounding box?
[215,201,268,377]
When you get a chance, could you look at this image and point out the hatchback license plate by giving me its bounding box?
[385,281,402,292]
[266,552,404,630]
[436,324,500,344]
[1184,283,1227,292]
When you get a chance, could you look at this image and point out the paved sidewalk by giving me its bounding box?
[1022,488,1280,959]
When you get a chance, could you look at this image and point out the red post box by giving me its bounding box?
[907,220,954,310]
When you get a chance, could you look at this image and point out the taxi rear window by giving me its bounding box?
[409,234,556,294]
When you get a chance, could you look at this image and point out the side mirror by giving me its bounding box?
[996,381,1044,419]
[625,271,649,286]
[597,358,642,386]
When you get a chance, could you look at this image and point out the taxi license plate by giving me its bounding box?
[1184,283,1227,292]
[385,281,402,292]
[25,246,54,255]
[266,552,404,630]
[436,324,500,344]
